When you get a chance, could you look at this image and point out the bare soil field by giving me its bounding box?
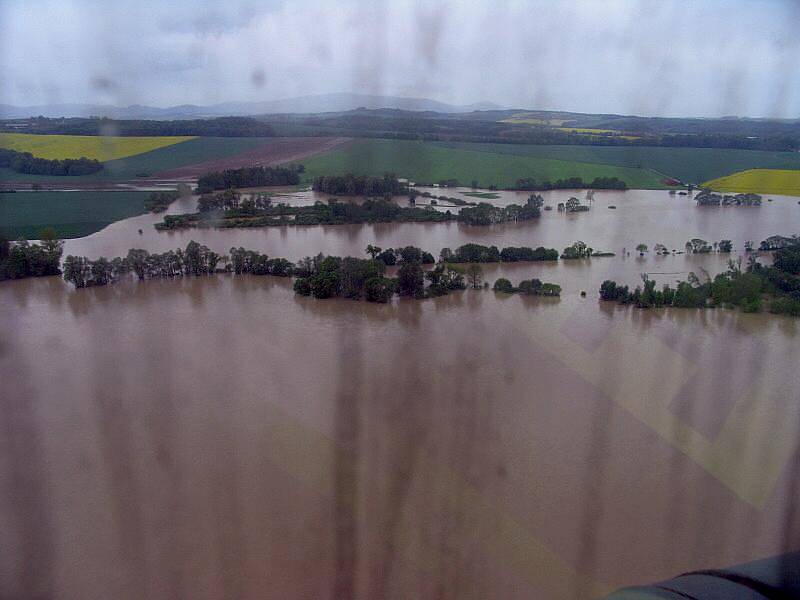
[152,136,351,179]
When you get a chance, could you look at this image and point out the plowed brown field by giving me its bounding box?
[153,136,350,179]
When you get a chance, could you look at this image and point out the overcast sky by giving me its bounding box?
[1,0,799,117]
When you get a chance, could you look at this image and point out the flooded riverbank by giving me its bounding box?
[60,188,800,291]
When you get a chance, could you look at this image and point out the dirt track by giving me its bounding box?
[153,136,351,179]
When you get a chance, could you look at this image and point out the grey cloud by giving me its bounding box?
[0,0,798,117]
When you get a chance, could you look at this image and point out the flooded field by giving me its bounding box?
[2,188,800,599]
[61,188,800,290]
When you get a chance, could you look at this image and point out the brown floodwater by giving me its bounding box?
[61,188,800,291]
[2,189,800,599]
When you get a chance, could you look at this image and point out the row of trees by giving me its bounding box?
[293,246,467,302]
[600,269,764,312]
[157,190,548,231]
[196,165,302,193]
[634,239,733,255]
[374,241,597,264]
[439,243,558,263]
[365,245,436,266]
[4,116,275,137]
[62,242,298,288]
[59,241,473,303]
[493,277,562,296]
[0,148,102,176]
[0,229,63,280]
[636,235,799,256]
[293,199,445,226]
[682,239,732,254]
[228,247,293,276]
[197,190,273,213]
[599,241,800,315]
[293,256,395,302]
[311,173,407,196]
[8,113,797,151]
[156,198,453,230]
[63,241,226,287]
[458,195,543,225]
[515,176,627,191]
[695,190,762,206]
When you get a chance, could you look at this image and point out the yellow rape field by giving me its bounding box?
[0,133,195,161]
[704,168,800,197]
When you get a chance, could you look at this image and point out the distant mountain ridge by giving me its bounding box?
[0,93,504,120]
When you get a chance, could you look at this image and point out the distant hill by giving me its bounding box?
[0,93,504,120]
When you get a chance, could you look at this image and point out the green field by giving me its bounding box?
[0,137,273,183]
[4,137,798,241]
[704,169,800,196]
[301,139,668,189]
[0,133,194,161]
[4,135,798,190]
[0,191,151,239]
[434,142,800,184]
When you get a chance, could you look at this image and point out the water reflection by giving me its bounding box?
[61,189,800,293]
[2,275,799,599]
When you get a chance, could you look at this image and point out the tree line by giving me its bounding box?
[6,111,798,151]
[695,190,762,206]
[0,228,63,280]
[599,240,800,316]
[22,231,797,317]
[493,277,562,296]
[294,246,469,301]
[515,176,627,191]
[59,241,467,303]
[2,116,275,137]
[64,241,223,287]
[196,165,302,194]
[312,173,408,196]
[61,242,295,288]
[0,148,102,176]
[155,194,547,231]
[438,243,558,263]
[458,195,543,225]
[253,110,800,151]
[58,240,562,304]
[632,235,799,256]
[197,190,273,213]
[157,198,451,230]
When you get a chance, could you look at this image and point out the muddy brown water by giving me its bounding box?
[61,188,799,292]
[2,189,800,599]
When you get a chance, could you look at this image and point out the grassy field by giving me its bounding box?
[435,141,800,184]
[703,169,800,196]
[0,137,274,182]
[0,133,194,161]
[0,191,151,239]
[301,139,668,189]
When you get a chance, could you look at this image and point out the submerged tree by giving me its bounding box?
[466,264,484,289]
